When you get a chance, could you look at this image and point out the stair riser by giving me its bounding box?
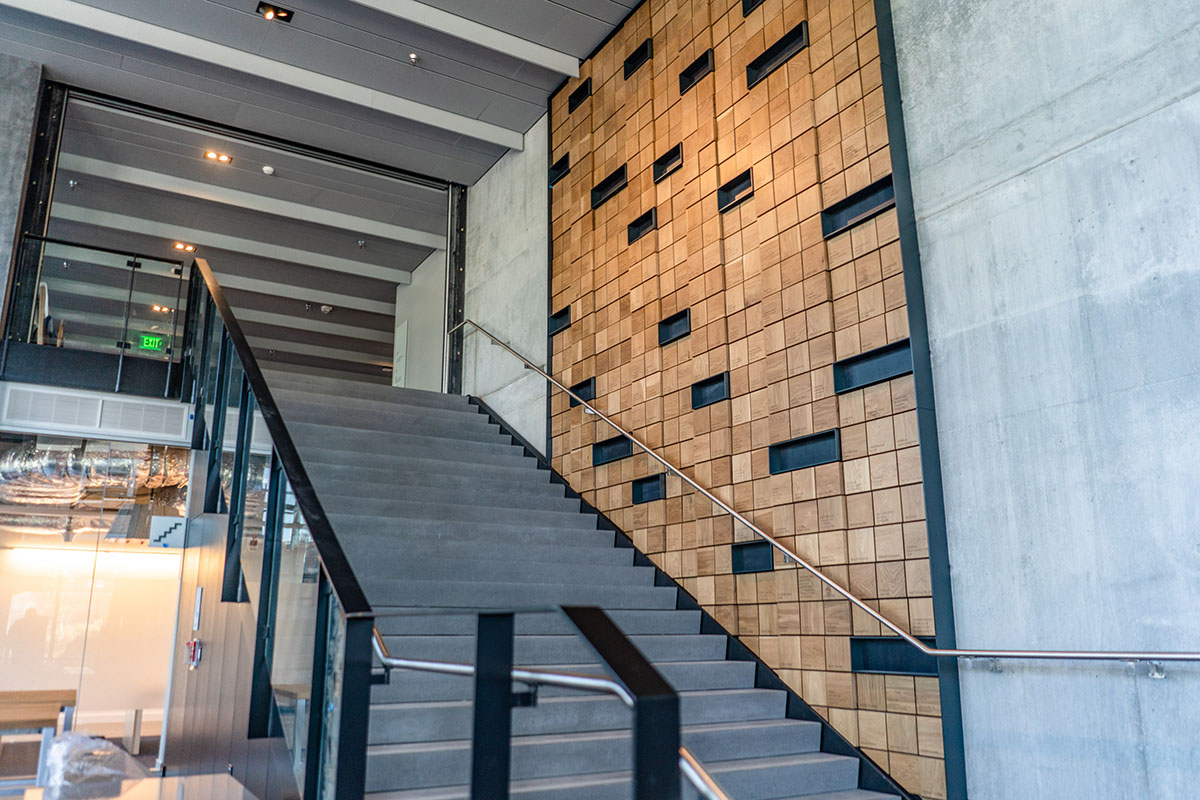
[350,544,633,570]
[264,374,472,408]
[299,446,535,470]
[357,582,678,609]
[366,723,832,791]
[357,562,654,589]
[369,660,756,704]
[712,758,861,800]
[310,467,558,495]
[287,418,506,446]
[368,692,798,744]
[377,635,725,666]
[373,608,698,637]
[312,482,577,512]
[329,517,616,549]
[323,498,597,529]
[290,427,524,459]
[275,396,494,427]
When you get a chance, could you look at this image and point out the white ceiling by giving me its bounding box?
[0,0,637,184]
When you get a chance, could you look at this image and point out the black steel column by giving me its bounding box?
[204,330,232,513]
[221,374,254,602]
[470,612,515,800]
[247,451,284,739]
[334,617,373,800]
[2,81,65,356]
[445,184,467,394]
[303,575,332,800]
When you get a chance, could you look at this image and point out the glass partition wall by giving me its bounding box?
[184,259,372,800]
[0,432,189,782]
[1,235,190,397]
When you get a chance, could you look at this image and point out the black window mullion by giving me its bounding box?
[221,373,255,602]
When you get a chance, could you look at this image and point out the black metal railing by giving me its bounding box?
[372,607,729,800]
[184,257,373,800]
[1,233,190,397]
[182,256,714,799]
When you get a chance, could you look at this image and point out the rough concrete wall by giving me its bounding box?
[463,114,549,451]
[891,0,1200,796]
[393,250,447,391]
[0,50,41,311]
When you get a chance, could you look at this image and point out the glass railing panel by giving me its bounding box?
[269,476,319,792]
[317,591,347,800]
[239,412,273,615]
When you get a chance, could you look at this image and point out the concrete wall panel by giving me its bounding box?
[892,0,1200,795]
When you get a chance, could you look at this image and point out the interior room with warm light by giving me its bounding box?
[0,1,1196,799]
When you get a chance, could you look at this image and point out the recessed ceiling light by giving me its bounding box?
[174,242,196,252]
[204,150,232,164]
[257,3,293,22]
[151,305,174,313]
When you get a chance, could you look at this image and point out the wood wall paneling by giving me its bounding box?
[552,2,945,796]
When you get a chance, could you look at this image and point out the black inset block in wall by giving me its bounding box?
[691,372,730,409]
[569,377,595,407]
[742,0,765,14]
[631,473,666,504]
[548,154,570,188]
[658,308,691,346]
[593,435,632,466]
[627,209,657,245]
[833,339,913,394]
[548,306,571,336]
[850,637,939,676]
[624,38,653,79]
[717,169,754,213]
[591,165,628,209]
[746,21,809,88]
[679,49,714,95]
[568,78,592,113]
[768,429,840,474]
[653,143,683,183]
[731,541,773,574]
[821,175,896,239]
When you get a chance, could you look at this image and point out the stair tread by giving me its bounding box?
[368,715,818,756]
[259,376,905,798]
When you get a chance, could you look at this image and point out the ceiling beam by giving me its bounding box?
[59,154,447,250]
[236,308,392,343]
[348,0,579,77]
[52,204,417,286]
[246,336,391,367]
[216,274,396,316]
[0,0,525,151]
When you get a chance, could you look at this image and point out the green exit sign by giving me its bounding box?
[140,334,165,352]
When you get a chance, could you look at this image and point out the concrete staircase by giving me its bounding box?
[264,370,901,800]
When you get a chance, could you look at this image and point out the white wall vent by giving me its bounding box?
[0,382,192,445]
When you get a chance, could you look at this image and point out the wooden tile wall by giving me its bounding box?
[549,1,944,797]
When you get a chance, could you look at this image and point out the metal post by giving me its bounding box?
[303,575,332,800]
[191,294,215,450]
[204,330,231,513]
[633,692,680,800]
[114,258,139,392]
[470,612,515,800]
[163,265,186,398]
[248,451,284,739]
[222,374,254,601]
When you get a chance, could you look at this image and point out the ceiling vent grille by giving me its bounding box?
[1,383,191,444]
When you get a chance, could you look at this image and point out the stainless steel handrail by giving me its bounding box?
[450,318,1200,664]
[372,632,729,800]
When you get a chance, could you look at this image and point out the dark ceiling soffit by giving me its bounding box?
[63,84,450,192]
[549,0,651,102]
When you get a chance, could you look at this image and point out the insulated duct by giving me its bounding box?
[0,443,189,507]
